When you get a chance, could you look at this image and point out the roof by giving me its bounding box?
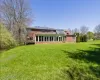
[27,26,56,30]
[27,26,66,35]
[27,26,66,31]
[56,29,66,35]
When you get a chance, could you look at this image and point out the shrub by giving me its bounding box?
[78,35,88,42]
[80,36,83,42]
[0,23,17,49]
[76,33,80,42]
[76,36,80,42]
[83,35,88,42]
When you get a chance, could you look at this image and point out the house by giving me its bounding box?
[26,26,76,44]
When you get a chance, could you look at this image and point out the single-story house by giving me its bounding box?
[26,26,76,44]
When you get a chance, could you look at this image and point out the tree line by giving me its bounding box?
[68,25,100,42]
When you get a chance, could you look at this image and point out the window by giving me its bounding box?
[50,36,51,41]
[39,36,42,41]
[52,37,53,41]
[36,36,38,41]
[47,37,48,41]
[45,36,46,41]
[59,37,60,41]
[48,36,50,41]
[56,37,58,41]
[42,36,43,41]
[55,37,57,41]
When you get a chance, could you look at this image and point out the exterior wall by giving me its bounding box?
[35,41,65,44]
[65,31,76,42]
[66,37,76,42]
[27,32,36,40]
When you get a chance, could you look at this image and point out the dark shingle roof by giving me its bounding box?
[27,26,66,35]
[34,26,55,30]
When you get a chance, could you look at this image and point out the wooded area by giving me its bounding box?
[0,0,33,49]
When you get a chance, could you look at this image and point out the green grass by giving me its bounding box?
[0,40,100,80]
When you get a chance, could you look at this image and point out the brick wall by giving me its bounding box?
[35,41,65,44]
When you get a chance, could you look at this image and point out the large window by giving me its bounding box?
[42,36,43,41]
[50,36,51,41]
[39,36,42,41]
[36,36,64,42]
[50,36,53,41]
[47,36,48,41]
[45,36,46,41]
[56,37,58,41]
[57,36,63,41]
[35,36,66,42]
[36,36,38,41]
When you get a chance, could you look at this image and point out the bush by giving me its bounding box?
[76,36,80,42]
[80,36,83,42]
[0,23,17,49]
[76,33,80,43]
[83,35,88,42]
[77,35,88,42]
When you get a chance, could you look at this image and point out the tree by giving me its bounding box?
[80,26,88,35]
[0,23,16,49]
[68,28,72,34]
[73,28,79,34]
[0,0,33,44]
[87,31,94,40]
[94,24,100,39]
[83,35,88,42]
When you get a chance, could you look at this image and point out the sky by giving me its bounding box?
[30,0,100,31]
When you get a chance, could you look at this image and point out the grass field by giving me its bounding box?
[0,40,100,80]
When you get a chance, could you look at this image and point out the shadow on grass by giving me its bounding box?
[61,44,100,80]
[62,44,100,64]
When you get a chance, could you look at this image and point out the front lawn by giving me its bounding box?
[0,40,100,80]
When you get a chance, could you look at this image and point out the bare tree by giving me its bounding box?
[67,28,72,34]
[94,24,100,39]
[72,28,79,34]
[80,26,88,35]
[0,0,33,44]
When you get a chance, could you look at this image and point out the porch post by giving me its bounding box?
[61,37,62,41]
[53,36,54,41]
[58,36,59,41]
[38,36,39,42]
[62,36,64,41]
[35,36,36,42]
